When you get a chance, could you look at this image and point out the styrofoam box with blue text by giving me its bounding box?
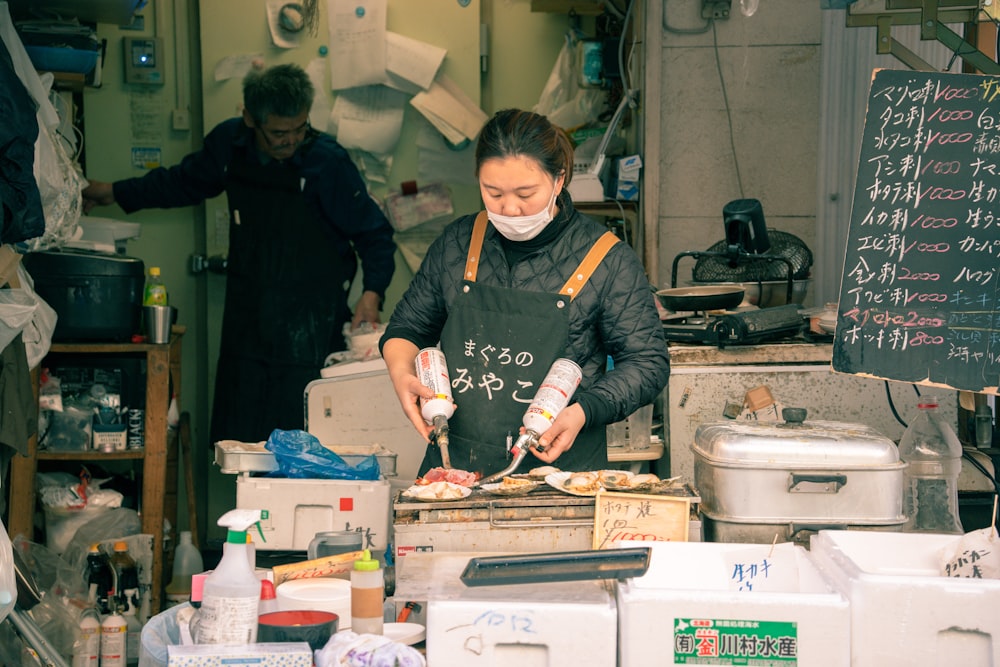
[235,474,390,554]
[406,553,618,667]
[809,530,1000,667]
[615,540,850,667]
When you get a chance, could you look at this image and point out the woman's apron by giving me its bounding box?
[420,212,619,477]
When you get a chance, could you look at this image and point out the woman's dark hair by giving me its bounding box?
[243,63,315,125]
[475,109,574,185]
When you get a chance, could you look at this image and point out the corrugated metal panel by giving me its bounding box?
[814,16,960,305]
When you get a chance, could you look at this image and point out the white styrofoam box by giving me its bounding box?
[236,474,390,554]
[615,540,850,667]
[810,530,1000,667]
[399,552,617,667]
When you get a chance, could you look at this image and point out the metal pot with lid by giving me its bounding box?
[692,408,907,545]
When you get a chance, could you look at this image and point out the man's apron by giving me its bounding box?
[209,153,351,444]
[421,212,619,477]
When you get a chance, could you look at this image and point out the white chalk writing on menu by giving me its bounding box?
[833,68,1000,394]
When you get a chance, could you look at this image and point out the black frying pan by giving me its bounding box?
[655,285,745,312]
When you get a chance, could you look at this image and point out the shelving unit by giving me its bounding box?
[6,327,184,614]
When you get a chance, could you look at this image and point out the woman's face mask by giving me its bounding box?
[480,156,564,242]
[486,183,558,241]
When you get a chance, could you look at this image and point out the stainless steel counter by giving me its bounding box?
[664,339,959,482]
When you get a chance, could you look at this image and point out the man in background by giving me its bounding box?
[83,63,396,444]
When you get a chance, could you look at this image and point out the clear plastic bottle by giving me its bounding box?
[85,543,114,615]
[898,395,964,534]
[195,509,262,644]
[72,607,101,667]
[121,597,142,667]
[110,541,140,617]
[165,530,204,606]
[350,549,384,635]
[143,266,169,306]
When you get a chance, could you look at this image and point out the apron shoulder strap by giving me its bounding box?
[464,211,490,283]
[560,231,621,300]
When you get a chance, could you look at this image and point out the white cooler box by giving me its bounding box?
[235,474,391,554]
[395,552,618,667]
[810,530,1000,667]
[615,540,850,666]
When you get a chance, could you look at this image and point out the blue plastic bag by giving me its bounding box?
[264,430,381,480]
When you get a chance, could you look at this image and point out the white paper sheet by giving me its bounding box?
[385,31,446,92]
[410,74,488,145]
[266,0,306,49]
[214,53,263,82]
[305,58,332,133]
[330,85,407,155]
[415,120,478,186]
[326,0,387,91]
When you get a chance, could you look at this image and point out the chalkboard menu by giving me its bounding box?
[833,68,1000,394]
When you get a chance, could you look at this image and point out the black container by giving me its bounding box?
[24,248,144,342]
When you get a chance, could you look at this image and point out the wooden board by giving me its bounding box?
[592,491,691,549]
[833,68,1000,394]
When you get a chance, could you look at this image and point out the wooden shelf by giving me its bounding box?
[37,450,145,461]
[7,327,184,614]
[530,0,605,15]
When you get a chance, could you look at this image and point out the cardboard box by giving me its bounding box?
[399,552,618,667]
[236,474,390,553]
[167,643,311,666]
[615,540,850,666]
[810,530,1000,666]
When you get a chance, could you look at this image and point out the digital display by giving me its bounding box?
[131,40,156,68]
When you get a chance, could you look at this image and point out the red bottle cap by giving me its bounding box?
[191,572,209,605]
[260,579,277,600]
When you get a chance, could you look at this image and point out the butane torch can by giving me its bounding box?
[522,358,582,435]
[415,347,455,423]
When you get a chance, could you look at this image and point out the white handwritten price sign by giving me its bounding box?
[592,491,691,549]
[834,68,1000,393]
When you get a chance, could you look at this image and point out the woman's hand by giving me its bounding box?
[530,403,585,464]
[382,338,435,442]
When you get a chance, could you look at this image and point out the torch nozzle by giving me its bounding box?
[431,414,452,469]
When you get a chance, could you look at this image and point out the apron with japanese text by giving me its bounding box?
[423,212,619,477]
[209,152,351,444]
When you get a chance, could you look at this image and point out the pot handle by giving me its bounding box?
[787,472,847,493]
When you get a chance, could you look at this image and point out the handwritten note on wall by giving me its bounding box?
[592,492,691,549]
[833,68,1000,393]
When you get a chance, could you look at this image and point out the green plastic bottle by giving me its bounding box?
[143,266,169,306]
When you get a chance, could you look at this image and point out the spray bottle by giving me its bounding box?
[477,358,583,485]
[194,509,264,644]
[415,347,455,468]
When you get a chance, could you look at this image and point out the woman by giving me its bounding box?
[380,109,669,478]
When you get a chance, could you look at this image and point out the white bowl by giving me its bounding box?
[276,577,353,629]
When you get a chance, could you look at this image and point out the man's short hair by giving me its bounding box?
[243,63,314,125]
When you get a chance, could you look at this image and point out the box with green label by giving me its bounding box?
[615,541,850,666]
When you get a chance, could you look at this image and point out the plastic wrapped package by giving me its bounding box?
[0,520,15,624]
[315,631,425,667]
[265,430,381,480]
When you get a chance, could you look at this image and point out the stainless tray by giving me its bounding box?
[214,440,398,476]
[460,547,652,586]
